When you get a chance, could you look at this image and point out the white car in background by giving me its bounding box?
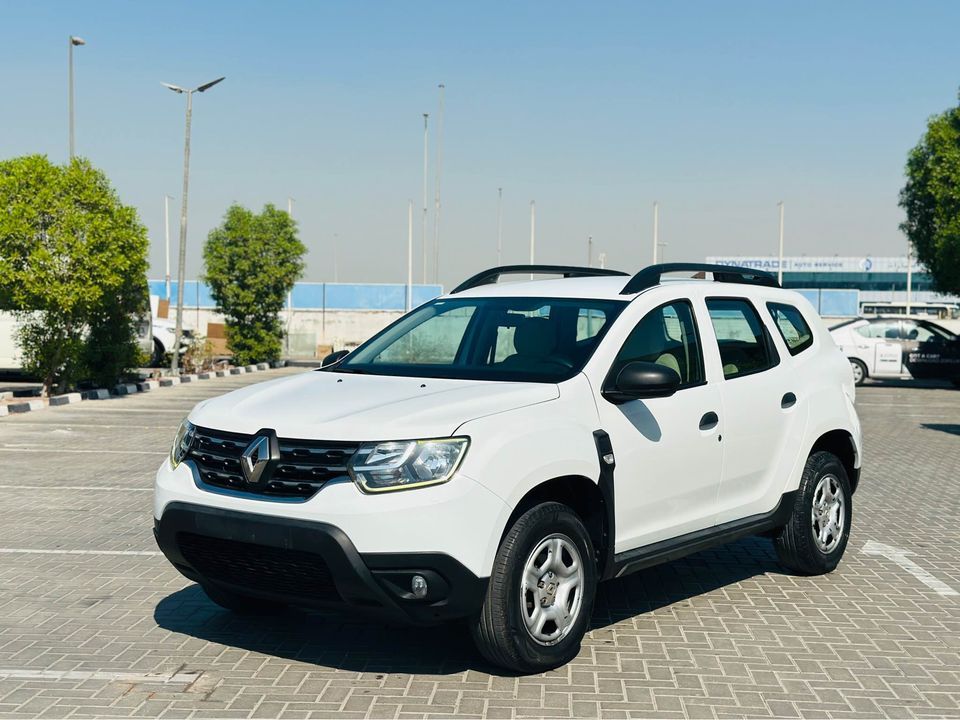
[830,316,960,386]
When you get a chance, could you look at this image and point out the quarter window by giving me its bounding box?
[767,302,814,355]
[611,301,704,387]
[706,298,778,379]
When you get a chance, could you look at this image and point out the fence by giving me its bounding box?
[147,281,443,311]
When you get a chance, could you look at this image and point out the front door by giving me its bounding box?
[594,299,723,552]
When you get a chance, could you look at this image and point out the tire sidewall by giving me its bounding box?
[799,453,853,572]
[501,505,597,670]
[850,359,866,386]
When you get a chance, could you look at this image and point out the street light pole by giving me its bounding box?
[163,195,173,301]
[407,201,414,312]
[68,36,85,160]
[421,113,429,284]
[777,201,785,285]
[162,76,225,374]
[652,201,659,264]
[496,187,503,265]
[433,84,444,285]
[529,201,536,273]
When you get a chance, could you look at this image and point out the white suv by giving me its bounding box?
[155,263,862,673]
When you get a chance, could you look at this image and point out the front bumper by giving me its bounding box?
[155,502,487,624]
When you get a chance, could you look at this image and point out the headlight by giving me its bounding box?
[170,419,196,468]
[348,437,469,493]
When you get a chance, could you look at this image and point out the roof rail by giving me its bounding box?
[450,264,629,294]
[620,263,780,295]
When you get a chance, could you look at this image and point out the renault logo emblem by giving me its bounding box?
[240,431,278,485]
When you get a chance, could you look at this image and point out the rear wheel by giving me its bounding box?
[201,584,286,615]
[774,451,852,575]
[849,358,867,386]
[471,502,596,673]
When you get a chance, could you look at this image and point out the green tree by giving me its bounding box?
[204,204,306,364]
[0,155,149,395]
[900,91,960,294]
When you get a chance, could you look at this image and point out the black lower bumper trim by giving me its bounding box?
[154,502,487,624]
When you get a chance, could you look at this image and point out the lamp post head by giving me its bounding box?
[161,82,186,94]
[70,36,86,46]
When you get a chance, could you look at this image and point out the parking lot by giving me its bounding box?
[0,369,958,719]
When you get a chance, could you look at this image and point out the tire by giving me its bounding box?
[151,338,166,367]
[849,358,867,386]
[471,502,597,673]
[774,451,853,575]
[201,584,286,615]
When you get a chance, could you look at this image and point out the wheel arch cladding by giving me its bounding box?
[810,429,859,493]
[500,474,610,579]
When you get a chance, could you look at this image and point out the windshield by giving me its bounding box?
[335,296,627,382]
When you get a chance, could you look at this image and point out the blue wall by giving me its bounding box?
[795,288,859,317]
[148,281,443,311]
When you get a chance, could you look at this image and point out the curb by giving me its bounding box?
[9,400,44,414]
[82,389,111,400]
[2,363,283,418]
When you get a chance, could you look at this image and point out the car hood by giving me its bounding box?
[189,369,560,440]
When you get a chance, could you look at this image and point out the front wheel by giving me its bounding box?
[471,502,596,673]
[849,358,867,386]
[774,451,853,575]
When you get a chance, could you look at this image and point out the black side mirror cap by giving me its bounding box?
[321,349,350,368]
[602,360,681,404]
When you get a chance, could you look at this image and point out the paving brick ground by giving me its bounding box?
[0,370,958,718]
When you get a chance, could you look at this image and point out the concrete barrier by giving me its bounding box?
[113,384,138,396]
[9,400,44,413]
[49,393,82,406]
[138,380,159,392]
[82,389,111,400]
[159,377,180,387]
[180,374,199,383]
[230,367,246,375]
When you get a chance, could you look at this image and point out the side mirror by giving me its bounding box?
[321,349,350,368]
[602,360,680,404]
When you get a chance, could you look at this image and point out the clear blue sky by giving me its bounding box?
[3,1,959,287]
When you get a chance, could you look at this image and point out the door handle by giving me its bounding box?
[699,411,719,431]
[781,392,797,409]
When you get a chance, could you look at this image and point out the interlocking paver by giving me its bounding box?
[1,373,959,717]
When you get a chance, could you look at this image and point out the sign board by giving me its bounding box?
[705,256,921,274]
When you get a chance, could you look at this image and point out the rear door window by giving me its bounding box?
[767,302,814,355]
[706,298,779,379]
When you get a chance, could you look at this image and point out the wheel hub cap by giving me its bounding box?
[520,534,584,646]
[811,474,845,554]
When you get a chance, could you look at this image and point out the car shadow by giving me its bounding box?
[153,536,784,676]
[921,423,960,436]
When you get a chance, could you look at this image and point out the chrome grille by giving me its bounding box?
[188,426,358,499]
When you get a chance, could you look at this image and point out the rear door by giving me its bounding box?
[705,296,810,524]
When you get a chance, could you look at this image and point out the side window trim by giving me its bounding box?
[608,298,707,392]
[705,295,781,381]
